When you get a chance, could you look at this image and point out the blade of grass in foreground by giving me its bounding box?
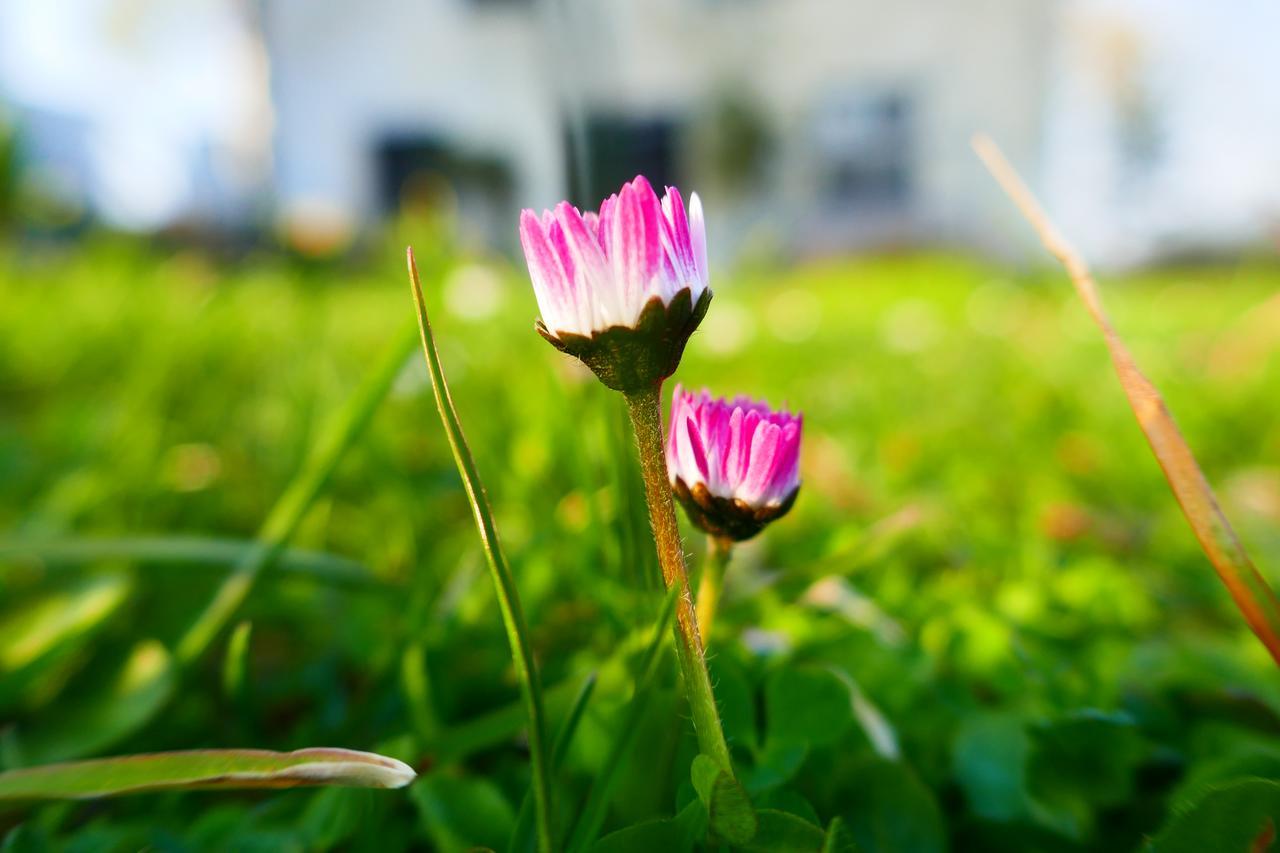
[566,586,679,853]
[0,747,414,802]
[0,537,381,589]
[175,322,419,666]
[973,134,1280,667]
[406,247,555,853]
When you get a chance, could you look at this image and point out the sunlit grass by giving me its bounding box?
[2,234,1279,847]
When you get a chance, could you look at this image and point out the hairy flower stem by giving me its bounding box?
[696,536,734,641]
[624,383,735,776]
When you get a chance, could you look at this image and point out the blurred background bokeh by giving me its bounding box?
[2,0,1279,265]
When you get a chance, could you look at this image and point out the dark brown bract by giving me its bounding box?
[536,287,712,393]
[672,476,799,541]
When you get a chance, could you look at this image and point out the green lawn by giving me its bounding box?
[2,232,1279,850]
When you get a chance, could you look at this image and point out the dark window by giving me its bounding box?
[563,114,680,208]
[373,133,512,213]
[812,91,912,208]
[373,133,513,233]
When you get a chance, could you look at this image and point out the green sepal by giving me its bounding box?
[536,287,712,393]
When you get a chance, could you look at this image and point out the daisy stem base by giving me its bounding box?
[623,383,735,776]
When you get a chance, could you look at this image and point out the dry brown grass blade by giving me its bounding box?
[972,133,1280,667]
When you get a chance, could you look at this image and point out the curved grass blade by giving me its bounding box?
[510,672,598,853]
[550,673,598,768]
[406,247,555,853]
[566,586,679,853]
[5,640,175,766]
[176,322,419,666]
[0,572,132,709]
[0,747,415,802]
[973,134,1280,666]
[429,677,581,766]
[0,537,381,589]
[222,621,252,702]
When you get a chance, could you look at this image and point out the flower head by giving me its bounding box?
[519,176,712,392]
[666,385,802,541]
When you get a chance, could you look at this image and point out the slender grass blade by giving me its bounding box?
[406,247,555,853]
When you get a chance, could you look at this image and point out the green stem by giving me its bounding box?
[696,536,734,642]
[623,383,735,776]
[407,250,555,853]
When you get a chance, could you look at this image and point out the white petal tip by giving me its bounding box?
[380,758,418,788]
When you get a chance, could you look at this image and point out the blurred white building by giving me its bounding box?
[0,0,271,231]
[3,0,1280,265]
[263,0,1055,258]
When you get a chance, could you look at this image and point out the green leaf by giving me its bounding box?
[952,706,1100,840]
[408,248,554,853]
[1148,778,1280,853]
[591,799,704,853]
[592,818,691,853]
[822,816,859,853]
[299,787,378,849]
[691,752,758,845]
[765,666,854,749]
[1171,728,1280,810]
[411,772,516,853]
[0,747,415,800]
[1028,710,1145,810]
[7,640,176,766]
[952,711,1030,823]
[756,787,821,826]
[839,758,944,853]
[742,809,827,853]
[747,740,810,792]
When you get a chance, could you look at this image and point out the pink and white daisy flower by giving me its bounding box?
[666,385,802,541]
[518,176,712,392]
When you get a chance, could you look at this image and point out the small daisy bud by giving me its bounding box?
[519,176,712,392]
[666,385,802,541]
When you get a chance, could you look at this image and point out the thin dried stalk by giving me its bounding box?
[972,134,1280,667]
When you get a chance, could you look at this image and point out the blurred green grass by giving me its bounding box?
[2,233,1279,850]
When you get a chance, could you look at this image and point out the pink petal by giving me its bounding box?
[554,201,609,292]
[665,384,687,478]
[519,209,572,317]
[596,194,617,256]
[688,192,709,289]
[610,177,663,310]
[741,422,783,501]
[683,416,711,484]
[661,186,695,280]
[545,216,576,286]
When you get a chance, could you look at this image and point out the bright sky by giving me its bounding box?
[0,0,266,229]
